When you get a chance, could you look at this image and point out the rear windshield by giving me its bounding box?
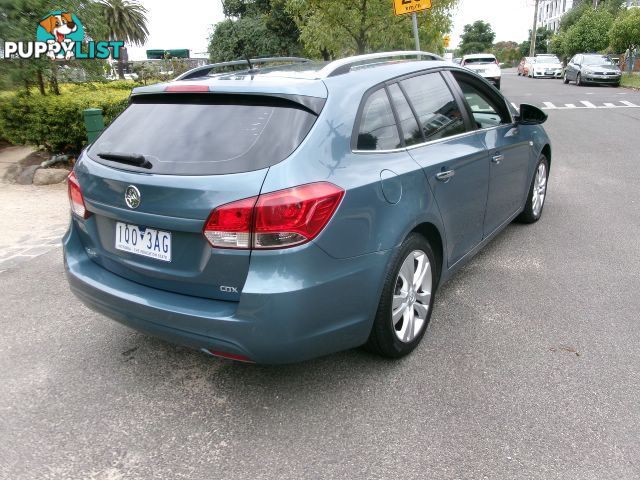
[464,57,496,65]
[88,94,318,175]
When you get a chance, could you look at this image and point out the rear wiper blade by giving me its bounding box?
[97,152,152,169]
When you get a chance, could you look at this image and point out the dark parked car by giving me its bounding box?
[64,52,551,364]
[563,53,621,86]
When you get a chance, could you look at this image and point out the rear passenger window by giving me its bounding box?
[400,73,466,142]
[357,89,401,151]
[387,84,423,146]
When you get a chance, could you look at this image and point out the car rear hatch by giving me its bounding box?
[73,88,323,301]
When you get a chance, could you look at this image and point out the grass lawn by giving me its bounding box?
[621,73,640,89]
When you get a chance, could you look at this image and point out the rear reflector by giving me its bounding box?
[67,171,90,219]
[164,85,209,92]
[207,350,254,363]
[203,182,344,250]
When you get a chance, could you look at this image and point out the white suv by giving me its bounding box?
[461,53,502,89]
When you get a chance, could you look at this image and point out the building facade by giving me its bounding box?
[538,0,575,33]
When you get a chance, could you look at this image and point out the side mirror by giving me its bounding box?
[516,104,548,125]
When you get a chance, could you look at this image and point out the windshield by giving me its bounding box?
[583,55,613,66]
[537,56,561,64]
[464,57,496,65]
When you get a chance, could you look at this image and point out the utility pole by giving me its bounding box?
[530,0,540,57]
[411,12,420,51]
[593,0,598,7]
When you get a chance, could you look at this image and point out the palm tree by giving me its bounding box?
[96,0,149,79]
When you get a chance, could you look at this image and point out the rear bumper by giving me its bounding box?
[64,222,392,364]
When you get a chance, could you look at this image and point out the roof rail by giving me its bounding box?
[174,57,312,81]
[319,51,442,78]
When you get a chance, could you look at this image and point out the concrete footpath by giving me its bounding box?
[0,147,69,273]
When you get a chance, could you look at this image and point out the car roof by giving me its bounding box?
[462,53,496,59]
[131,52,453,101]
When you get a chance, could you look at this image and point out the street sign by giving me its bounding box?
[393,0,432,16]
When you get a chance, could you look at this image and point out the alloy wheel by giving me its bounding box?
[532,163,547,217]
[391,250,432,343]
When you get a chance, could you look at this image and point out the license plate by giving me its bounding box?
[115,222,171,262]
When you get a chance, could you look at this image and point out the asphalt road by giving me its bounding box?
[2,72,640,480]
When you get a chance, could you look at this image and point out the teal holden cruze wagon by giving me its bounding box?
[64,51,551,364]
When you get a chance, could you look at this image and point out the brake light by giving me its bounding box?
[203,196,256,249]
[67,171,90,219]
[164,85,209,92]
[203,182,344,250]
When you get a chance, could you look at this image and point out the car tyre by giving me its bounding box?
[517,154,549,224]
[613,82,620,88]
[495,80,501,89]
[365,234,437,359]
[563,73,569,84]
[576,73,582,86]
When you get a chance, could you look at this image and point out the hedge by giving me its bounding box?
[0,82,133,153]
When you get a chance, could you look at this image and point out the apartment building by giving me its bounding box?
[538,0,575,32]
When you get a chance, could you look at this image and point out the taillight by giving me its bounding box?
[67,171,90,219]
[203,182,344,250]
[203,197,256,249]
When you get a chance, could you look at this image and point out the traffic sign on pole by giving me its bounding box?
[393,0,432,16]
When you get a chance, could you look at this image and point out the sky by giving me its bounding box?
[126,0,536,61]
[450,0,536,48]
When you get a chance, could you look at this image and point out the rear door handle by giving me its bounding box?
[492,154,504,164]
[435,170,455,181]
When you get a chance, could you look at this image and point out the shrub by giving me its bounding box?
[0,83,132,153]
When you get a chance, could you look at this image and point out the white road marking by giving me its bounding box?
[580,101,597,108]
[539,100,640,110]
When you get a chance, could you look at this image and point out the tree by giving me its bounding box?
[209,0,301,61]
[493,41,520,65]
[563,7,614,56]
[609,8,640,53]
[558,2,591,32]
[459,20,495,55]
[519,27,552,58]
[95,0,149,79]
[285,0,459,59]
[549,31,568,60]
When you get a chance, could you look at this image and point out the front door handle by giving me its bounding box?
[491,154,504,164]
[436,170,455,181]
